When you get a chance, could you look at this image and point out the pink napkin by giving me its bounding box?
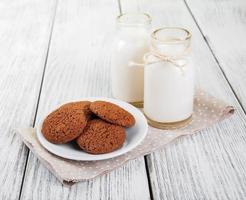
[16,90,234,185]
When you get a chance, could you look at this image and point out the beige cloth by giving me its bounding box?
[16,90,234,185]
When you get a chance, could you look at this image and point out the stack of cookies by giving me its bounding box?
[41,101,135,154]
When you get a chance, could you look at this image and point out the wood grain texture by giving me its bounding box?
[19,0,151,199]
[120,0,246,199]
[0,0,56,199]
[185,0,246,111]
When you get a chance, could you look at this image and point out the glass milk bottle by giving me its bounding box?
[111,13,151,107]
[144,27,194,129]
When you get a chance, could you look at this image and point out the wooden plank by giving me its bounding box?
[19,0,151,199]
[185,0,246,111]
[120,0,246,199]
[0,0,57,199]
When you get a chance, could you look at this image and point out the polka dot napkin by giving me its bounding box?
[16,90,234,185]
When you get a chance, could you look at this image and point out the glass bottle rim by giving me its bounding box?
[151,27,192,44]
[116,12,152,26]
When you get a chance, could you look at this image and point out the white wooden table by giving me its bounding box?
[1,0,246,199]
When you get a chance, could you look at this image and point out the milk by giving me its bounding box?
[144,59,194,122]
[111,29,149,102]
[144,27,194,124]
[111,13,151,104]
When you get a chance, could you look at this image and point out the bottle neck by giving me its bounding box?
[151,27,191,57]
[116,13,151,33]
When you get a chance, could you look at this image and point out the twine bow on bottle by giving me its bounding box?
[128,47,191,74]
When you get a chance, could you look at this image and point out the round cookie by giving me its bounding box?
[90,101,135,127]
[41,101,91,144]
[76,119,126,154]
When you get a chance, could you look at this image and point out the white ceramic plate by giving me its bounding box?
[36,97,148,161]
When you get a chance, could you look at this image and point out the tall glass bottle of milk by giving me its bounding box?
[111,13,151,107]
[144,27,194,129]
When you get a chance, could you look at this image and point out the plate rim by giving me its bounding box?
[36,97,148,161]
